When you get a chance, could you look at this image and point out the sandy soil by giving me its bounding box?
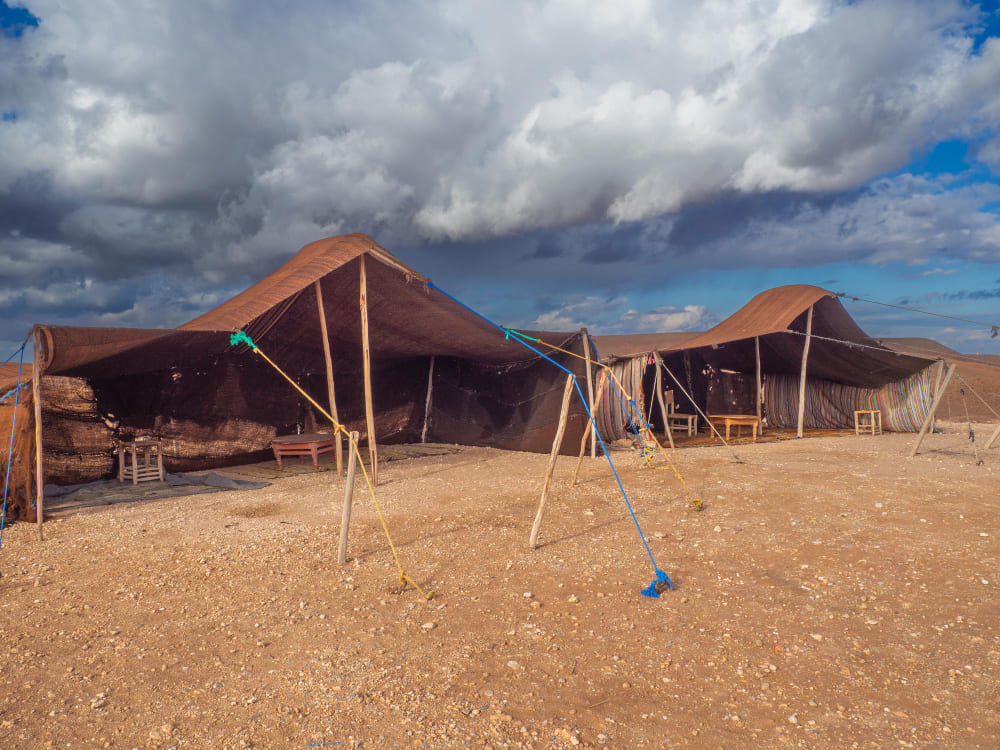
[1,423,999,749]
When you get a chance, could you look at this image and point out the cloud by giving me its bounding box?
[0,0,998,344]
[527,295,712,334]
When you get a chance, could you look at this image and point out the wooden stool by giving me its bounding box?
[854,410,882,436]
[117,439,165,484]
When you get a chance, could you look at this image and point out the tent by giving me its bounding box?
[592,285,940,440]
[4,234,598,525]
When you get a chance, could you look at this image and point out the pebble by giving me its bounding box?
[567,594,579,603]
[421,622,436,630]
[507,660,520,670]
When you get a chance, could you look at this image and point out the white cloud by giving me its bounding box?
[528,296,712,333]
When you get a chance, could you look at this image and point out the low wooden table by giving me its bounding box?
[854,409,882,436]
[271,433,336,470]
[117,439,165,484]
[714,414,760,441]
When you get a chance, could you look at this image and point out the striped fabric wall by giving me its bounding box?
[764,365,936,432]
[596,356,647,441]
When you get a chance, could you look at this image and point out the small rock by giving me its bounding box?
[523,592,533,598]
[714,525,722,533]
[788,714,797,724]
[810,633,823,642]
[507,660,520,670]
[421,622,436,630]
[567,594,579,603]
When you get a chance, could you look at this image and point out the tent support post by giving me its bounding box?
[653,352,674,449]
[337,431,360,565]
[910,364,957,457]
[359,254,378,486]
[755,336,762,427]
[530,373,575,549]
[984,423,1000,450]
[314,280,343,475]
[32,329,44,541]
[582,329,596,458]
[931,359,945,434]
[421,356,435,443]
[572,368,609,485]
[796,305,813,439]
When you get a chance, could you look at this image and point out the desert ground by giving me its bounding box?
[1,423,999,749]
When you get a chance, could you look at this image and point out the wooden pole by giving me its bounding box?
[984,422,1000,451]
[652,352,675,449]
[530,373,575,549]
[754,335,762,427]
[32,329,44,541]
[582,329,596,458]
[930,359,945,434]
[337,431,360,564]
[359,255,378,486]
[421,356,435,443]
[314,280,343,475]
[572,368,609,485]
[909,364,957,457]
[796,305,814,439]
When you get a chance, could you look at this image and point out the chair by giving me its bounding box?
[663,389,698,436]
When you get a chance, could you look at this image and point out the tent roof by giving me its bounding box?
[591,332,702,361]
[37,234,573,378]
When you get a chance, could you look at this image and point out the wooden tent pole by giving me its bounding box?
[909,364,957,457]
[421,356,435,443]
[796,305,814,439]
[582,329,596,459]
[755,335,762,426]
[314,280,343,475]
[653,352,675,449]
[930,359,945,434]
[530,373,575,549]
[359,255,378,486]
[572,368,608,485]
[32,329,44,541]
[984,422,1000,451]
[337,431,360,565]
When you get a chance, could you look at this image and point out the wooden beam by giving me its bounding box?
[315,280,343,475]
[530,373,575,549]
[421,356,435,443]
[359,255,378,486]
[909,364,957,457]
[580,329,596,459]
[32,329,44,541]
[572,368,608,485]
[755,335,762,426]
[930,359,945,434]
[652,352,674,449]
[984,422,1000,451]
[796,305,813,439]
[337,431,360,565]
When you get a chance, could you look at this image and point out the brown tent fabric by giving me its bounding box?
[24,234,591,487]
[591,332,701,361]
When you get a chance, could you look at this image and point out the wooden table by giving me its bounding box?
[713,414,760,441]
[854,409,883,436]
[117,439,165,484]
[271,433,337,470]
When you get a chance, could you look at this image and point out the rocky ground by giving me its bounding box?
[1,422,999,748]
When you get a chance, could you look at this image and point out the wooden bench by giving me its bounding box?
[271,433,337,470]
[712,414,760,441]
[854,409,882,436]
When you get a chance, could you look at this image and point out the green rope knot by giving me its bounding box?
[230,330,256,349]
[505,329,540,343]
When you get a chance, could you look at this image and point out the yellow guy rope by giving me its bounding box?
[235,334,432,599]
[517,332,705,512]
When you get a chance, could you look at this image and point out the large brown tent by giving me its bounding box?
[592,285,940,439]
[4,234,594,522]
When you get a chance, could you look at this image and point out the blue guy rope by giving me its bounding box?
[427,282,672,597]
[1,342,27,560]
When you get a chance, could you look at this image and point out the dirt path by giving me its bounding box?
[1,424,998,748]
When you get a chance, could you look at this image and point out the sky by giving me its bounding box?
[1,0,999,363]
